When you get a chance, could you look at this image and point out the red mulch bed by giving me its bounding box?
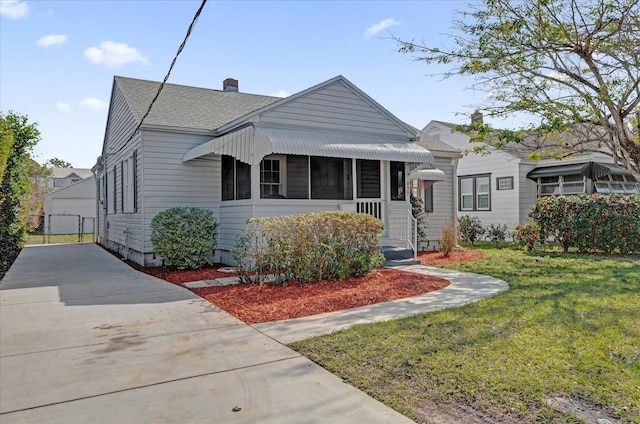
[418,250,485,266]
[191,269,450,323]
[108,246,484,324]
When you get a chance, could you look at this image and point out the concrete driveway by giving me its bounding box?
[0,243,413,423]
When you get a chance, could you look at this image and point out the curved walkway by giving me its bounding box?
[253,265,509,344]
[0,243,508,424]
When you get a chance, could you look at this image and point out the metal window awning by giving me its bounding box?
[591,162,634,180]
[526,162,592,180]
[183,126,434,166]
[408,168,446,182]
[526,161,635,181]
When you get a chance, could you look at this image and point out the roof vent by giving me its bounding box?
[223,78,238,92]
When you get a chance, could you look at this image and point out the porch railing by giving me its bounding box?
[357,200,383,221]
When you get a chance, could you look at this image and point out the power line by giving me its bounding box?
[107,0,207,156]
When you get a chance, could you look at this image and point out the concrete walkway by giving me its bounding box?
[0,244,508,423]
[254,265,509,344]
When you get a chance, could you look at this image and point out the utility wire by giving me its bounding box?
[107,0,207,156]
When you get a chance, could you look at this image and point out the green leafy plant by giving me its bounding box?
[410,194,429,250]
[150,207,218,270]
[486,223,508,248]
[457,215,485,246]
[438,222,456,257]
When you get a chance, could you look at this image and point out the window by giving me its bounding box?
[537,174,585,197]
[310,157,352,200]
[496,176,514,190]
[123,152,137,212]
[260,157,283,198]
[459,174,491,211]
[390,161,405,201]
[595,174,640,194]
[107,167,116,213]
[222,155,251,201]
[356,159,380,198]
[424,184,434,212]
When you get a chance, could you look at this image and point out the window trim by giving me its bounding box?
[536,174,586,197]
[260,155,286,199]
[496,176,514,190]
[123,152,137,213]
[221,155,252,201]
[390,161,406,201]
[458,174,491,211]
[424,184,434,213]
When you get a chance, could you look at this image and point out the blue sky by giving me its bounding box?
[1,0,486,169]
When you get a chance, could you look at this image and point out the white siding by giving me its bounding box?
[259,81,411,139]
[44,177,96,235]
[424,121,527,235]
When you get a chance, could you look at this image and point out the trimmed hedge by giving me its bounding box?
[234,211,384,284]
[529,194,640,254]
[150,207,218,269]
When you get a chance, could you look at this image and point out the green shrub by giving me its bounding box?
[233,211,384,284]
[486,223,508,248]
[410,194,429,250]
[438,222,456,257]
[150,207,218,269]
[512,221,541,251]
[458,215,485,246]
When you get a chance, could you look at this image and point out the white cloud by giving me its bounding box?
[36,34,67,47]
[270,90,290,98]
[0,0,29,19]
[79,98,106,111]
[364,18,400,39]
[84,41,149,67]
[56,102,71,112]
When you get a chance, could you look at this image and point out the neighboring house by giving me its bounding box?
[49,167,93,189]
[94,75,446,266]
[423,119,640,234]
[44,176,97,236]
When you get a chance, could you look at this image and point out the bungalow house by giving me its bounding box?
[44,176,96,237]
[422,119,640,235]
[94,75,449,266]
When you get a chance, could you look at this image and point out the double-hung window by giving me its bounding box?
[459,174,491,211]
[260,156,284,198]
[122,151,137,212]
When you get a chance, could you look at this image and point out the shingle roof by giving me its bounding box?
[114,76,282,131]
[51,168,93,179]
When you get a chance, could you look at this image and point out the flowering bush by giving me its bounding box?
[530,196,578,252]
[528,194,640,254]
[512,221,541,251]
[486,223,508,248]
[569,194,640,254]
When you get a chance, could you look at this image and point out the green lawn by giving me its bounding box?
[25,234,88,245]
[292,247,640,423]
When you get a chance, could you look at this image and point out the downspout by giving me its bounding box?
[91,167,99,244]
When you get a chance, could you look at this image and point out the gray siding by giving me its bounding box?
[420,156,456,250]
[141,130,220,264]
[259,81,410,138]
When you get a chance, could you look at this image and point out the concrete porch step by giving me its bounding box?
[382,246,414,260]
[384,258,421,267]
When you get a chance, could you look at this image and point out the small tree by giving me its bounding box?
[486,224,508,248]
[0,111,41,277]
[458,215,485,246]
[438,223,457,257]
[150,207,218,269]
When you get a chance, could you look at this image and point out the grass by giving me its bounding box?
[291,246,640,423]
[25,234,88,245]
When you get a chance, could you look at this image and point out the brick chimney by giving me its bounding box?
[223,78,238,92]
[471,109,483,124]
